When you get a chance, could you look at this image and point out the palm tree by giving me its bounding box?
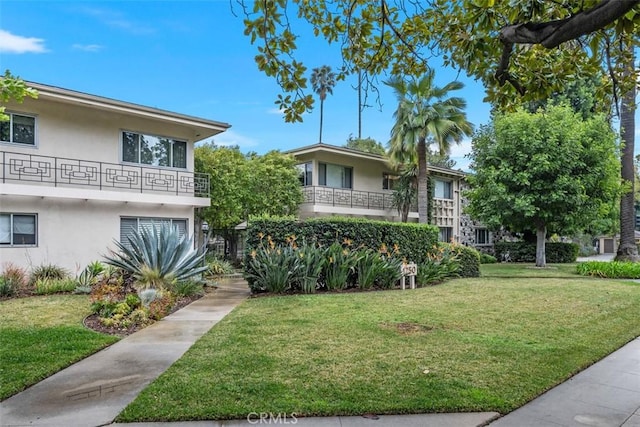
[311,65,336,143]
[386,70,473,223]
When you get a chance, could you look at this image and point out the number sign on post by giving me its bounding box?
[400,262,417,290]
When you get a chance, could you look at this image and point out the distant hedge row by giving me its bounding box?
[244,216,440,265]
[494,241,579,263]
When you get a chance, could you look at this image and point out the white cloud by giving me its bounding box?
[267,107,284,115]
[448,138,472,158]
[77,7,155,35]
[72,43,103,52]
[0,30,48,54]
[197,130,259,149]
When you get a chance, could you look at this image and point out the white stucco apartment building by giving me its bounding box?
[0,82,229,272]
[286,143,493,250]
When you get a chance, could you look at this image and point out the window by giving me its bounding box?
[434,179,453,199]
[383,173,398,190]
[438,227,452,242]
[319,162,352,189]
[0,113,36,145]
[122,131,187,168]
[0,214,37,246]
[297,162,313,186]
[475,228,490,245]
[120,217,188,248]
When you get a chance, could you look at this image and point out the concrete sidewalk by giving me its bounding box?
[0,279,251,427]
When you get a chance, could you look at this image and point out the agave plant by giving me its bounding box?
[104,223,207,291]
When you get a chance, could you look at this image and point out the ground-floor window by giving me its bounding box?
[120,217,188,247]
[475,228,490,245]
[0,213,37,246]
[438,227,452,242]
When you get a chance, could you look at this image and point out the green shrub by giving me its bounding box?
[29,264,68,286]
[245,216,438,266]
[480,253,497,264]
[356,250,382,290]
[455,245,481,278]
[0,277,13,297]
[322,242,358,291]
[376,256,403,289]
[576,261,640,278]
[297,242,326,293]
[206,257,234,277]
[244,241,301,293]
[172,281,204,297]
[494,241,579,263]
[417,244,460,286]
[34,278,76,295]
[104,223,208,291]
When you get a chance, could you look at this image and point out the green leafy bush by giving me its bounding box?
[322,241,359,291]
[480,253,497,264]
[376,256,403,289]
[576,261,640,279]
[417,244,460,286]
[172,281,204,297]
[104,223,208,291]
[297,242,326,293]
[245,239,301,293]
[455,245,481,278]
[245,216,438,266]
[494,241,579,263]
[206,257,234,277]
[356,250,382,290]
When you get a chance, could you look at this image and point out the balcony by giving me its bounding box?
[301,186,416,212]
[1,150,209,198]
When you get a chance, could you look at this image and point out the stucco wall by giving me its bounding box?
[2,97,197,171]
[1,195,194,272]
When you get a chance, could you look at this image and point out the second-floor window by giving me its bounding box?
[122,131,187,169]
[0,113,36,146]
[434,178,453,199]
[382,173,398,190]
[297,162,312,186]
[319,162,352,189]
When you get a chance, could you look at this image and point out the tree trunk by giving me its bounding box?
[536,224,546,268]
[615,45,639,262]
[417,137,428,223]
[319,99,324,143]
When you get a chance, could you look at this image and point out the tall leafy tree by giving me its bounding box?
[386,71,472,223]
[240,0,638,258]
[310,65,336,143]
[344,136,385,155]
[466,105,619,267]
[195,144,303,257]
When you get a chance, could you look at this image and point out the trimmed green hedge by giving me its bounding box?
[577,261,640,279]
[494,241,579,263]
[245,216,439,265]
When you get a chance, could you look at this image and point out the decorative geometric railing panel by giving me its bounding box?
[300,186,410,212]
[1,150,209,197]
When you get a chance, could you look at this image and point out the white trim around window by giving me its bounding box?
[0,111,37,147]
[0,213,38,247]
[119,217,188,248]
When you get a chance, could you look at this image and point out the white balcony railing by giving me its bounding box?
[1,150,209,197]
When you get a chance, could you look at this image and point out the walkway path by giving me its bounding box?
[0,279,250,427]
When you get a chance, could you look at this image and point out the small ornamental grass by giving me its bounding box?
[577,261,640,279]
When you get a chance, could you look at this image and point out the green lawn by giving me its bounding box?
[480,262,580,277]
[118,268,640,422]
[0,295,119,400]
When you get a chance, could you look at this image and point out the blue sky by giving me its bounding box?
[0,1,637,172]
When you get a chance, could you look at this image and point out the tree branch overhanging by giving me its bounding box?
[495,0,639,92]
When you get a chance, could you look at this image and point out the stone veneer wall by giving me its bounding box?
[458,180,495,254]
